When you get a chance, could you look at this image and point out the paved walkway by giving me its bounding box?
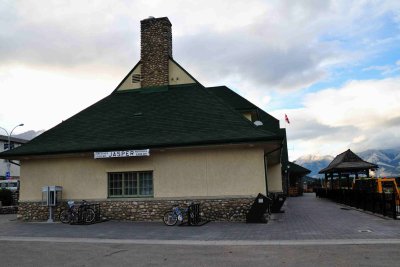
[0,193,399,243]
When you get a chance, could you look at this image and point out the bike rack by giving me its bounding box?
[60,202,103,225]
[180,203,210,226]
[75,203,102,225]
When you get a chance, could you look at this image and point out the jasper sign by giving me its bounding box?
[94,149,150,159]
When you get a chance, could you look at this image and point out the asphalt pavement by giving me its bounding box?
[0,193,399,266]
[0,193,399,242]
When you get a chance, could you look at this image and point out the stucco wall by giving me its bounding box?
[168,60,195,85]
[20,146,266,201]
[267,163,283,192]
[117,60,195,91]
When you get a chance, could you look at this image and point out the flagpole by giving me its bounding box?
[284,113,291,158]
[284,114,289,195]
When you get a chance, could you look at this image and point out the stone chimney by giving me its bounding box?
[140,17,172,88]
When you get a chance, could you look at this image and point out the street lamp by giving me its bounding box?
[0,123,24,179]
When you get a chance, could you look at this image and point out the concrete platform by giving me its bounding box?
[0,193,398,243]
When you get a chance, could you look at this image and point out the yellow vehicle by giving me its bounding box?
[353,177,400,204]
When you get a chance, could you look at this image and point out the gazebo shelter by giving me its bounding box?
[287,162,311,196]
[319,149,378,190]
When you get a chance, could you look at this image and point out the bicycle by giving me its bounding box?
[163,203,195,226]
[59,200,96,224]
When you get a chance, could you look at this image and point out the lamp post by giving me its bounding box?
[0,123,24,179]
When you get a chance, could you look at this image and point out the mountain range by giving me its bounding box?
[295,148,400,178]
[14,130,45,141]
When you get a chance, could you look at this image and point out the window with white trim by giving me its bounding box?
[108,171,153,197]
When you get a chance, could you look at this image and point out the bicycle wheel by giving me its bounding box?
[163,211,178,226]
[59,210,70,224]
[83,208,96,224]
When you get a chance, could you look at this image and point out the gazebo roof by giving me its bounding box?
[319,149,378,174]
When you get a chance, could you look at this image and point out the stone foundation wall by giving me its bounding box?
[18,197,254,222]
[17,203,56,221]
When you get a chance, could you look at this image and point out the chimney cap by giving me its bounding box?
[141,16,172,26]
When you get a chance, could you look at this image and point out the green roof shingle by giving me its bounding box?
[1,84,283,158]
[206,86,281,134]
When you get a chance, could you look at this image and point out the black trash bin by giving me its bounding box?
[269,192,286,213]
[246,193,272,223]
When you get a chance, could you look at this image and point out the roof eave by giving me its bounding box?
[0,135,284,160]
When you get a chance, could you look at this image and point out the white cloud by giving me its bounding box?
[0,65,115,132]
[2,0,399,91]
[304,78,400,129]
[272,77,400,160]
[363,60,400,75]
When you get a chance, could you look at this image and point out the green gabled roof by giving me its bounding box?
[288,162,311,175]
[206,86,280,133]
[1,84,283,158]
[206,86,256,110]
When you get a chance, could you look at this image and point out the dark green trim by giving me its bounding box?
[115,85,169,94]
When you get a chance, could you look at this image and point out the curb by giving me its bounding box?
[1,236,400,246]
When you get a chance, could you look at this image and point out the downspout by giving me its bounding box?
[264,155,269,195]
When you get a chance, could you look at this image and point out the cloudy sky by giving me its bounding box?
[1,0,399,160]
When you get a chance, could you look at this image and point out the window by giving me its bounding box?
[108,171,153,197]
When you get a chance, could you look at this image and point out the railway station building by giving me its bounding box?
[1,17,289,221]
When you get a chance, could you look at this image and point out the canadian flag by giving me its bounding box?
[285,114,290,124]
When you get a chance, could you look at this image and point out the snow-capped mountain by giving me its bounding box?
[359,148,400,177]
[295,155,334,178]
[13,130,45,141]
[295,148,400,178]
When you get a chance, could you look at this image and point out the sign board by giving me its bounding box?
[94,149,150,159]
[5,171,10,179]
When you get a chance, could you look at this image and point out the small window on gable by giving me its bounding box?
[242,112,252,121]
[132,74,141,83]
[242,110,259,122]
